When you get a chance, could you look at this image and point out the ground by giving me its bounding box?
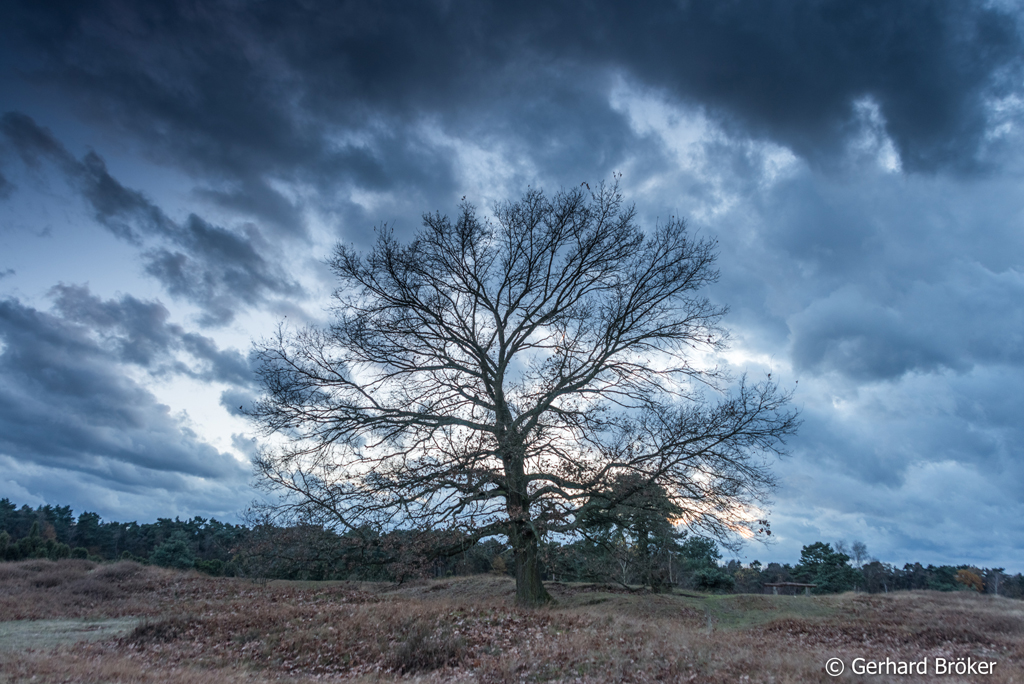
[0,559,1022,682]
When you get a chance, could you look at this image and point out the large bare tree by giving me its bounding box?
[250,182,798,606]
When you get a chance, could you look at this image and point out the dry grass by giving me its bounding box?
[1,560,1022,683]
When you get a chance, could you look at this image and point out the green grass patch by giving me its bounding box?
[676,592,837,630]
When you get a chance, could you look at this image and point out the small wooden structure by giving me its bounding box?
[764,582,817,596]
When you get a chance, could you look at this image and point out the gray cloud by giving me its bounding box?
[597,103,1024,567]
[0,455,253,523]
[0,296,250,487]
[48,283,254,386]
[0,113,303,324]
[220,388,255,418]
[771,450,1024,569]
[788,271,1024,381]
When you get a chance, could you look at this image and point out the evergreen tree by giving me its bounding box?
[580,474,685,590]
[794,542,861,593]
[150,531,197,570]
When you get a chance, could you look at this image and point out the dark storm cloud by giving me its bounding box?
[2,111,165,242]
[772,356,1024,567]
[0,113,303,324]
[576,0,1023,171]
[0,171,13,199]
[0,295,250,485]
[2,0,1019,207]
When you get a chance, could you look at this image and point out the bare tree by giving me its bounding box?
[249,182,799,606]
[850,540,869,569]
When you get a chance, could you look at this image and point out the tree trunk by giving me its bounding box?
[497,415,552,607]
[512,521,552,607]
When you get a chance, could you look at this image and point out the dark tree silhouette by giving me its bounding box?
[578,473,685,591]
[249,182,798,606]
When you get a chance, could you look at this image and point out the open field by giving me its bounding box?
[1,559,1022,683]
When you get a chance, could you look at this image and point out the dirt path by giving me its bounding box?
[0,618,137,652]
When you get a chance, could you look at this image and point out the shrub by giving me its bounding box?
[67,576,118,600]
[196,558,224,576]
[32,571,69,588]
[692,567,736,592]
[94,560,145,582]
[59,558,98,573]
[129,616,195,646]
[386,620,467,673]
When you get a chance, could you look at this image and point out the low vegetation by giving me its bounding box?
[1,559,1022,683]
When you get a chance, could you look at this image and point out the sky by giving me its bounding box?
[1,0,1023,571]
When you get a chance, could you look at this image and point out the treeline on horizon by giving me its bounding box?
[1,497,1020,599]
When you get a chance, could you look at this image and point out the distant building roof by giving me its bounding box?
[763,582,818,587]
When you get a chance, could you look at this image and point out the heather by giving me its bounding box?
[1,560,1022,683]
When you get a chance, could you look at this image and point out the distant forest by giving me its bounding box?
[1,498,1020,598]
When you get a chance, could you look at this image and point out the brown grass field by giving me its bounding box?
[0,559,1021,683]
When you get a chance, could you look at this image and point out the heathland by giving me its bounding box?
[1,559,1022,683]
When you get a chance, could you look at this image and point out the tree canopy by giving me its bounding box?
[250,182,799,605]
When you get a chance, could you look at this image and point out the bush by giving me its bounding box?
[71,547,89,559]
[386,620,467,673]
[129,616,195,646]
[94,560,146,582]
[196,558,224,576]
[33,571,70,588]
[691,567,735,592]
[67,576,119,599]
